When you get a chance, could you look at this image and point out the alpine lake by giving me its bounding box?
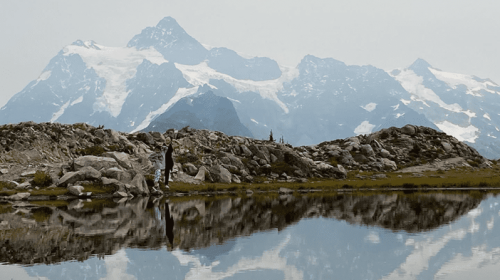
[2,188,500,280]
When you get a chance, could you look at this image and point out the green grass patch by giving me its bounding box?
[29,187,69,196]
[81,181,116,194]
[32,171,53,187]
[30,200,70,207]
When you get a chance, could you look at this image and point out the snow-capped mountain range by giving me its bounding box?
[1,16,500,158]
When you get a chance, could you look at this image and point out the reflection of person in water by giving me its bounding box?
[165,202,174,247]
[164,143,174,189]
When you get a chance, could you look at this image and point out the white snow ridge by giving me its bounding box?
[64,41,168,117]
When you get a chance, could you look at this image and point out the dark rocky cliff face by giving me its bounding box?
[143,91,253,138]
[0,193,484,265]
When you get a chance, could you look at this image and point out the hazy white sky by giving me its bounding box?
[1,0,499,108]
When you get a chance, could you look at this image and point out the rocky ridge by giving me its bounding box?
[0,122,492,198]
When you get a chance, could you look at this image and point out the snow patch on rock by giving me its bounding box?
[354,121,376,135]
[435,121,479,143]
[132,86,199,132]
[51,101,70,123]
[174,62,297,114]
[64,42,168,117]
[429,68,499,96]
[361,103,377,112]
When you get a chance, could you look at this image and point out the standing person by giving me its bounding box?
[164,143,174,189]
[149,145,166,192]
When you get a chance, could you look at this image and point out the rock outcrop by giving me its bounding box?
[0,122,493,196]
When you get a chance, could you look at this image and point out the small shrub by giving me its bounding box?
[32,171,53,187]
[76,145,105,156]
[478,181,489,187]
[145,174,155,187]
[0,181,16,189]
[329,157,339,166]
[380,131,390,139]
[468,160,479,167]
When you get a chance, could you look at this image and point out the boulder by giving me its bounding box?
[208,133,218,141]
[150,131,165,142]
[79,166,101,180]
[331,165,348,179]
[240,145,253,157]
[379,149,391,158]
[194,166,208,181]
[15,181,31,190]
[183,163,198,176]
[401,124,417,135]
[102,177,127,193]
[104,152,132,169]
[74,156,120,171]
[108,129,121,143]
[68,185,84,196]
[360,145,375,157]
[232,174,241,184]
[57,166,100,187]
[248,144,270,162]
[441,141,453,153]
[284,152,311,175]
[129,174,149,196]
[137,132,155,145]
[209,165,232,183]
[102,167,132,183]
[21,170,36,177]
[381,158,397,170]
[270,154,278,163]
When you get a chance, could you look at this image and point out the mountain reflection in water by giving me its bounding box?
[0,192,498,279]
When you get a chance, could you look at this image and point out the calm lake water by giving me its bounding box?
[1,191,499,280]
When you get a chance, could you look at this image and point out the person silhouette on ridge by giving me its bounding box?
[164,143,174,189]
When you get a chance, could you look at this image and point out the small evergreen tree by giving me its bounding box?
[269,130,274,142]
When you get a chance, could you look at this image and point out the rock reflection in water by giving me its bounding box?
[0,192,484,266]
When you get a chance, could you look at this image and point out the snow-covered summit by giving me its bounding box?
[390,59,500,158]
[3,17,500,158]
[127,16,208,65]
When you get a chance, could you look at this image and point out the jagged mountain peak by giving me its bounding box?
[71,40,101,50]
[409,58,433,70]
[127,16,207,65]
[300,55,346,67]
[156,16,181,31]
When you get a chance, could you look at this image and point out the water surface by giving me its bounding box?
[1,191,499,279]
